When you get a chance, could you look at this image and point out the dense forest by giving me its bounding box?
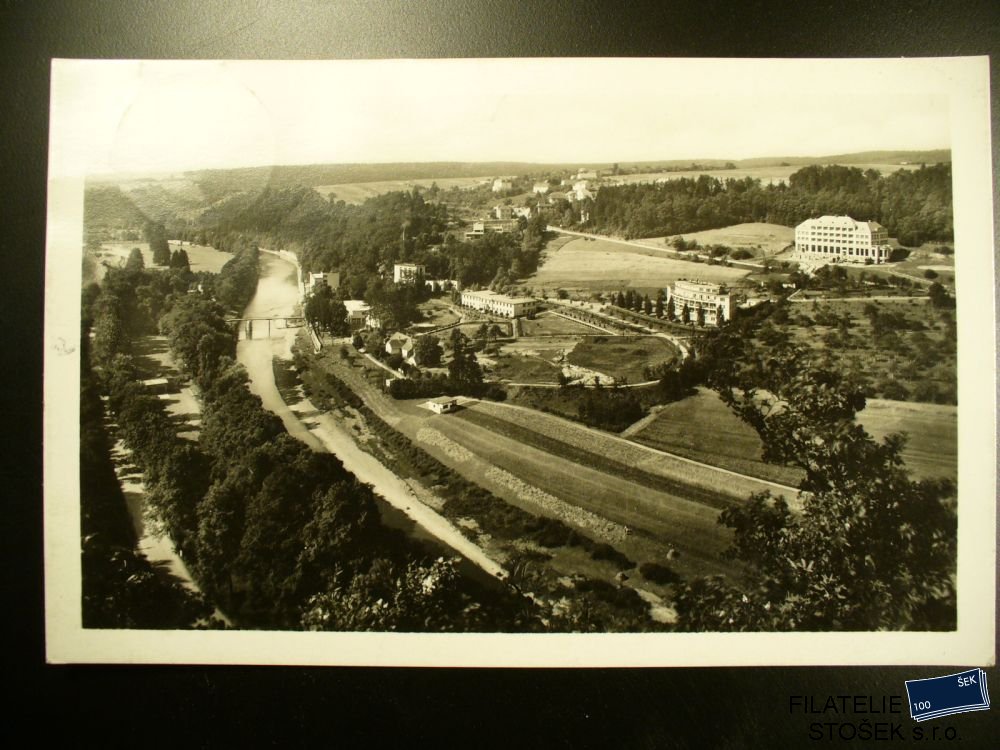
[588,164,953,246]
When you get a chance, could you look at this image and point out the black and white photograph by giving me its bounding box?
[44,56,995,666]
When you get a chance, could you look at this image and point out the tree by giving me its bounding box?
[448,346,483,391]
[665,297,675,321]
[169,248,191,272]
[125,247,145,272]
[696,306,706,327]
[414,335,443,367]
[487,323,504,352]
[675,344,957,632]
[654,296,664,318]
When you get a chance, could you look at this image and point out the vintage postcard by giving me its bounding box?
[45,57,995,666]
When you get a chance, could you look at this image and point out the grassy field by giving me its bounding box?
[409,298,462,331]
[314,176,491,203]
[520,313,602,336]
[857,398,957,481]
[631,222,794,257]
[526,237,749,294]
[629,388,806,487]
[91,240,234,281]
[489,353,564,384]
[568,336,680,383]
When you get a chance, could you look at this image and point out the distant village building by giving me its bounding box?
[425,278,458,293]
[493,205,514,220]
[305,271,340,294]
[794,215,892,264]
[426,396,458,414]
[460,290,540,318]
[569,181,595,202]
[665,280,735,326]
[576,169,599,181]
[385,332,415,362]
[393,262,425,284]
[464,219,517,240]
[492,178,513,193]
[512,206,533,219]
[532,182,550,194]
[344,300,380,331]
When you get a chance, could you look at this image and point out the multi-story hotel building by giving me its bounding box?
[460,290,540,318]
[665,280,735,326]
[794,215,892,264]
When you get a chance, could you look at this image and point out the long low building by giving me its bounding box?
[665,279,735,326]
[794,215,892,264]
[460,290,540,318]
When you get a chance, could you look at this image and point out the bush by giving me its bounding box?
[590,543,635,570]
[639,561,681,585]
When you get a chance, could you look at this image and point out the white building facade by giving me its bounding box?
[393,263,425,284]
[460,290,540,318]
[794,215,892,264]
[665,280,735,326]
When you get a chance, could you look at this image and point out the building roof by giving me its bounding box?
[797,215,884,232]
[428,396,457,405]
[344,300,371,313]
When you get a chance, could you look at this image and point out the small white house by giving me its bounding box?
[426,396,458,414]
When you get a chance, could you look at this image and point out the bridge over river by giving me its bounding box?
[226,315,306,340]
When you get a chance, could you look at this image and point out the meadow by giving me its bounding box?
[314,176,491,203]
[631,222,795,257]
[567,336,680,383]
[526,237,749,295]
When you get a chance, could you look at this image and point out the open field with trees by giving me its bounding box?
[526,236,748,294]
[634,222,794,258]
[779,296,956,403]
[314,176,491,203]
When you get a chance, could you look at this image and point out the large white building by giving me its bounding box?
[794,215,892,264]
[460,290,540,318]
[665,280,735,326]
[344,300,380,331]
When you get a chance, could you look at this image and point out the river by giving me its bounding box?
[236,251,505,586]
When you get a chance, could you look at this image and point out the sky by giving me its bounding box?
[49,58,956,178]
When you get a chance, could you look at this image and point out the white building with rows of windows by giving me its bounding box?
[665,280,735,326]
[794,215,892,264]
[460,290,540,318]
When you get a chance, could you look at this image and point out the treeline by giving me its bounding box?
[588,164,953,246]
[165,185,550,302]
[214,242,260,313]
[80,299,210,627]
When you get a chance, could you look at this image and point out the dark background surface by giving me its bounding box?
[2,1,998,746]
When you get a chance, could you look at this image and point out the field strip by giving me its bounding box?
[458,408,737,509]
[475,400,801,502]
[547,309,619,334]
[483,466,629,543]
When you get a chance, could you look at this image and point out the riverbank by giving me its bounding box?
[237,252,507,582]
